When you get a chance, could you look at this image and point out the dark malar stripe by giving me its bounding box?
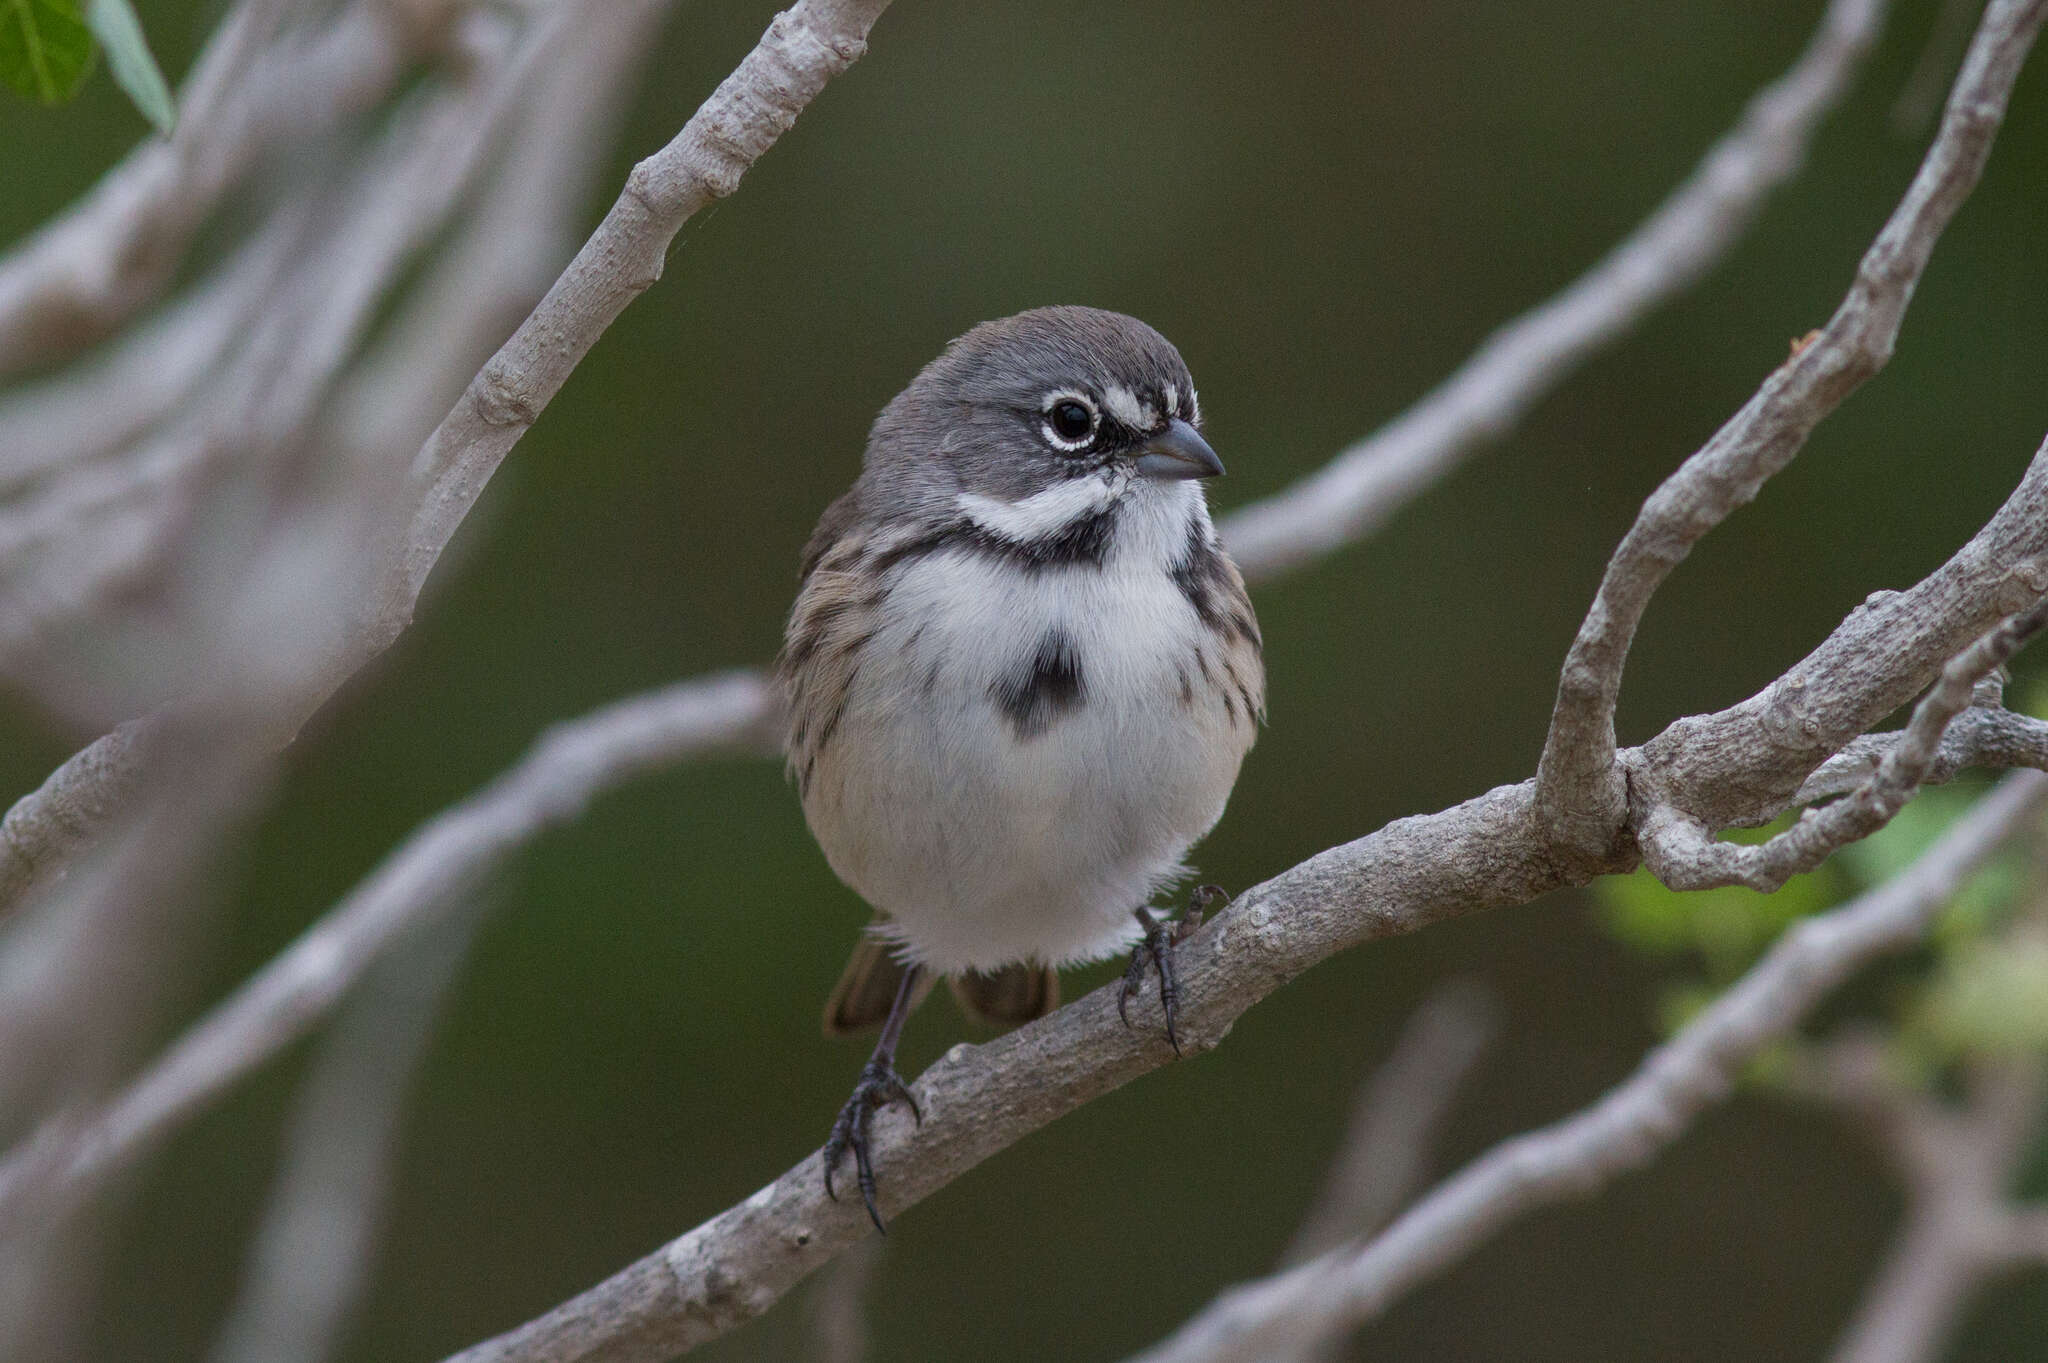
[1170,521,1230,624]
[868,503,1122,577]
[991,628,1085,739]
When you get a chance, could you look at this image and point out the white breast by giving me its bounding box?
[801,481,1249,972]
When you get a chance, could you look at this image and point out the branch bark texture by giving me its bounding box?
[1533,0,2047,854]
[1125,773,2048,1363]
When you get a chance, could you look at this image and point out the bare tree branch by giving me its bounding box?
[1809,1043,2048,1363]
[0,732,273,1359]
[27,425,2045,1275]
[807,1238,882,1363]
[1219,0,1887,580]
[1273,980,1499,1363]
[1280,978,1500,1266]
[0,671,772,1231]
[0,0,434,376]
[0,0,894,921]
[1642,597,2048,890]
[1793,705,2048,810]
[5,408,2034,1356]
[206,903,482,1363]
[379,0,896,632]
[1125,772,2048,1363]
[1533,0,2046,856]
[0,209,304,490]
[387,560,2048,1363]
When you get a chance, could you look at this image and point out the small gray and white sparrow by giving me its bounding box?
[778,306,1263,1228]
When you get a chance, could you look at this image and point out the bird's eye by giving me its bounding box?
[1043,398,1097,449]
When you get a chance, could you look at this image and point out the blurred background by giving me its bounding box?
[2,0,2046,1359]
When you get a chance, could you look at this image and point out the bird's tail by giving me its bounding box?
[821,923,1058,1035]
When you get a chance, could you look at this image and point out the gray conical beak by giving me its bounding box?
[1134,418,1225,481]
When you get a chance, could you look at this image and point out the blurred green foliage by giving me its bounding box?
[0,0,94,103]
[0,0,170,130]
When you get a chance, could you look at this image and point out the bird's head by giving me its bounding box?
[864,306,1222,538]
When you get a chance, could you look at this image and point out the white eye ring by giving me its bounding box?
[1039,392,1099,452]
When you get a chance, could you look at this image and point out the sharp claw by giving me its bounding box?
[821,1057,917,1233]
[853,1113,886,1233]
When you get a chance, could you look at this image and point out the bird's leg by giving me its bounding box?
[1118,884,1227,1055]
[822,964,924,1233]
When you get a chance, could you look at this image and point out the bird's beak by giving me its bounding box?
[1134,418,1226,481]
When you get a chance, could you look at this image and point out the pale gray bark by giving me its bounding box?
[0,0,431,376]
[1280,979,1500,1267]
[1534,0,2046,855]
[1802,1043,2048,1363]
[0,671,773,1233]
[1127,774,2048,1363]
[205,904,482,1363]
[1641,596,2048,890]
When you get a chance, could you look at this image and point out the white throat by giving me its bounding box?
[954,470,1127,543]
[952,470,1207,570]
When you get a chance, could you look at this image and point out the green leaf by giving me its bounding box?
[1913,935,2048,1058]
[83,0,171,133]
[0,0,94,104]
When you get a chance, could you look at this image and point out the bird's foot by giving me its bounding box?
[822,1057,922,1233]
[1118,884,1227,1055]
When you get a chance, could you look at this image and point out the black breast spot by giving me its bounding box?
[991,629,1086,740]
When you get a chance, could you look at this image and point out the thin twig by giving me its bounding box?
[1280,978,1501,1265]
[1532,0,2046,856]
[0,0,428,376]
[808,1238,882,1363]
[1641,597,2048,890]
[0,0,896,921]
[1814,1044,2048,1363]
[0,671,774,1231]
[206,903,483,1363]
[1791,706,2048,811]
[1220,0,1889,580]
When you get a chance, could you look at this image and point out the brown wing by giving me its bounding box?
[778,499,888,799]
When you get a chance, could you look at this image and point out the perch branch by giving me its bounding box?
[1125,773,2048,1363]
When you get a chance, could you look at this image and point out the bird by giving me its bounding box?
[777,306,1263,1231]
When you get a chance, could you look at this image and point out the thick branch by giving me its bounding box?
[1532,0,2046,854]
[16,421,2046,1322]
[1634,437,2048,831]
[1125,773,2048,1363]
